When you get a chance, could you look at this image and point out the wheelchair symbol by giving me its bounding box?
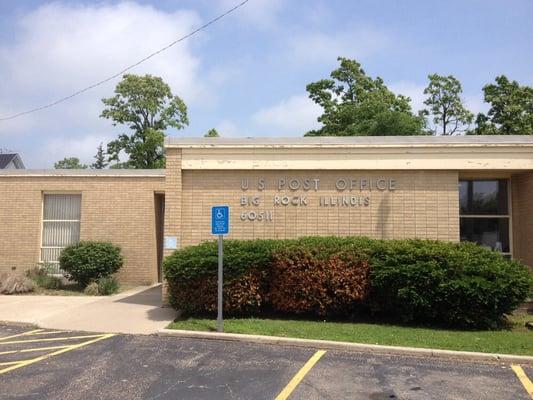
[212,206,229,235]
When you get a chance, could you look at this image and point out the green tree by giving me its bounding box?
[204,128,219,137]
[54,157,88,169]
[472,75,533,135]
[91,143,108,169]
[422,74,473,135]
[100,74,189,168]
[305,57,425,136]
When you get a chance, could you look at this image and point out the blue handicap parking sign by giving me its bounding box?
[211,206,229,235]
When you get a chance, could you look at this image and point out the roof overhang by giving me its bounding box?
[165,136,533,170]
[0,169,165,177]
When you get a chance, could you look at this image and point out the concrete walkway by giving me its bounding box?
[0,285,176,334]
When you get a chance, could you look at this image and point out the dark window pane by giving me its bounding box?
[459,181,469,214]
[459,180,508,215]
[497,180,509,214]
[472,181,498,213]
[460,217,510,253]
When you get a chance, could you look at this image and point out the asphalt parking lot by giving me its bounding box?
[0,323,531,400]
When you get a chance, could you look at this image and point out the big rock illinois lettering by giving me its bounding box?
[239,177,397,221]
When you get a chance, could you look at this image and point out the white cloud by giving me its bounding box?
[0,2,203,104]
[216,0,283,29]
[251,94,321,135]
[286,28,391,65]
[464,94,488,115]
[43,134,113,167]
[214,119,244,137]
[0,2,210,166]
[388,81,427,112]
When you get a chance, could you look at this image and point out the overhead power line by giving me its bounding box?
[0,0,250,121]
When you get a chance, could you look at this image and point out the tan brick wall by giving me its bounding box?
[163,148,182,254]
[0,176,165,284]
[162,148,182,301]
[511,171,533,269]
[180,170,460,246]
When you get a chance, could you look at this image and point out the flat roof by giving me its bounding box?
[0,169,165,177]
[165,135,533,148]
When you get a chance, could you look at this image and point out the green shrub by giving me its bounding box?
[25,266,45,281]
[0,274,35,294]
[369,239,533,328]
[164,239,279,314]
[97,276,119,295]
[27,267,63,290]
[163,236,533,328]
[59,241,123,286]
[164,239,280,282]
[84,282,100,295]
[39,275,63,290]
[269,246,370,317]
[40,262,59,276]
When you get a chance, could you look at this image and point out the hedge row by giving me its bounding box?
[163,237,533,328]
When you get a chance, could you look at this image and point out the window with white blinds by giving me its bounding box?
[41,194,81,263]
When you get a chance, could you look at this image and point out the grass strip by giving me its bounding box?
[168,314,533,356]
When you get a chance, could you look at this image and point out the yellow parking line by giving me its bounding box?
[0,333,116,375]
[0,360,30,366]
[511,365,533,399]
[0,329,44,341]
[0,334,106,345]
[0,345,72,355]
[274,350,326,400]
[27,331,70,336]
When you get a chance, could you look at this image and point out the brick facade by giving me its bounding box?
[0,174,164,284]
[512,171,533,269]
[1,137,532,304]
[180,170,460,246]
[162,148,182,300]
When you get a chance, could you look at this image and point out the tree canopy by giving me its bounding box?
[471,75,533,135]
[91,143,108,169]
[305,57,426,136]
[422,74,473,135]
[101,74,188,168]
[54,157,88,169]
[204,128,220,137]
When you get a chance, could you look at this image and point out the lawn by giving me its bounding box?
[168,314,533,356]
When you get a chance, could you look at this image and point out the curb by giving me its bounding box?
[0,320,37,328]
[158,328,533,365]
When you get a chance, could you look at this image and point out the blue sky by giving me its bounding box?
[0,0,532,167]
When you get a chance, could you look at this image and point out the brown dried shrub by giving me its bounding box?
[0,274,35,294]
[83,282,100,296]
[269,248,370,317]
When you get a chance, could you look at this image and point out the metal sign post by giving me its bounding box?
[211,206,229,333]
[217,234,223,332]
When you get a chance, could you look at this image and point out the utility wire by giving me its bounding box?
[0,0,250,121]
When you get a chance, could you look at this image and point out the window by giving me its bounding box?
[41,194,81,264]
[459,180,508,215]
[459,180,511,256]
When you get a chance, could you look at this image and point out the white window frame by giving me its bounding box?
[40,192,82,266]
[459,179,512,258]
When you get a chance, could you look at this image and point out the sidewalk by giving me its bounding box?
[0,285,176,334]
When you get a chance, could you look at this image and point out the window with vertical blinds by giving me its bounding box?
[41,194,81,263]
